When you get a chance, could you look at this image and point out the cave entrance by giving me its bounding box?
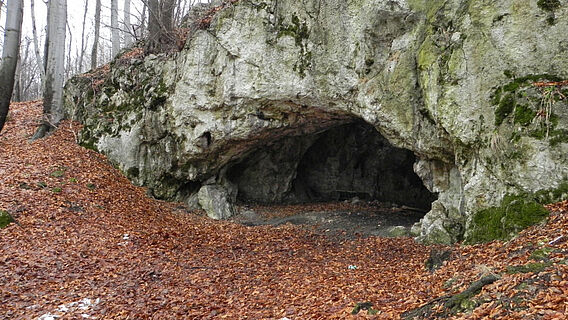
[226,121,437,237]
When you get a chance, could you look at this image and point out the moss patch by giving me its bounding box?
[513,105,536,126]
[277,14,312,78]
[537,0,561,12]
[506,262,551,274]
[549,129,568,146]
[351,302,374,315]
[492,74,567,146]
[534,182,568,204]
[51,169,65,178]
[529,247,555,261]
[0,210,14,228]
[277,15,309,47]
[465,195,549,244]
[495,94,515,126]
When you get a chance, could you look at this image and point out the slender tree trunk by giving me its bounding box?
[0,0,24,134]
[78,0,88,73]
[43,1,50,73]
[91,0,101,70]
[32,0,66,140]
[111,0,120,57]
[65,22,72,80]
[124,0,133,47]
[161,0,176,35]
[13,57,21,102]
[145,0,176,54]
[20,40,37,100]
[23,39,37,100]
[146,0,160,53]
[14,38,31,101]
[139,2,147,39]
[30,0,45,85]
[175,0,182,25]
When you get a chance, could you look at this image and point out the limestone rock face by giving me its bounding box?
[64,0,568,243]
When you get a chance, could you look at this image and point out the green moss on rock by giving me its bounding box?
[513,104,536,126]
[0,210,14,228]
[537,0,561,12]
[534,182,568,204]
[495,94,515,126]
[492,74,567,146]
[506,262,551,274]
[549,130,568,146]
[277,14,309,47]
[465,195,549,244]
[277,14,311,78]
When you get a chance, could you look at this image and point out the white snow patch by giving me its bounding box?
[37,298,100,320]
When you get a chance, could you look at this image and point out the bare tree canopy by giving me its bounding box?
[0,0,24,134]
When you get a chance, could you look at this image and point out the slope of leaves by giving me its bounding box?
[1,101,567,319]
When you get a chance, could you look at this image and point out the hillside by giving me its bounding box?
[1,100,567,319]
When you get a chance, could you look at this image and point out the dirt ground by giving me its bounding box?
[231,200,426,240]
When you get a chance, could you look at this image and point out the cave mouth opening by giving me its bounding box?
[226,120,437,233]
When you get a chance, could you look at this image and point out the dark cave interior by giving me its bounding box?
[227,121,437,211]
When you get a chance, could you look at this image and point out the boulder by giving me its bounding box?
[197,185,235,220]
[387,226,409,238]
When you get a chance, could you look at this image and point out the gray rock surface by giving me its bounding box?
[198,184,235,220]
[64,0,568,243]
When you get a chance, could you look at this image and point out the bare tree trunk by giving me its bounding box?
[0,0,24,134]
[20,39,38,100]
[30,0,45,85]
[78,0,88,73]
[13,56,22,102]
[146,0,160,52]
[111,0,120,58]
[124,0,133,47]
[161,0,176,36]
[65,21,72,80]
[43,1,50,73]
[145,0,176,54]
[175,0,182,25]
[139,1,147,39]
[13,37,31,102]
[32,0,66,140]
[91,0,101,70]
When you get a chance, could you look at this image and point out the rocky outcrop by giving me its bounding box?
[64,0,568,243]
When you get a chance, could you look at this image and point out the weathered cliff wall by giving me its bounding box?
[64,0,568,243]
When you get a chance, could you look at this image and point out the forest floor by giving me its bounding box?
[1,101,568,319]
